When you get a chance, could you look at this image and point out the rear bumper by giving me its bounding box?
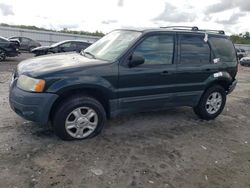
[227,79,237,94]
[9,81,58,125]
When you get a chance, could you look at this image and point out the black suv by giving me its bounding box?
[9,26,238,140]
[0,36,20,62]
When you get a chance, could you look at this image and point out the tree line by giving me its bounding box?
[0,23,105,37]
[230,32,250,44]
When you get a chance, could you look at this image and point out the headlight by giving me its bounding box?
[17,75,45,92]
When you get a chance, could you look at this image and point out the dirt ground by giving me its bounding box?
[0,53,250,188]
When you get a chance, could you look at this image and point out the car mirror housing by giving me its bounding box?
[128,55,145,68]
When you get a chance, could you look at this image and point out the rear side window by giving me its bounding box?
[209,37,236,62]
[21,37,32,42]
[180,34,211,64]
[77,42,89,49]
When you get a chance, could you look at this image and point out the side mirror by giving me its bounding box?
[128,55,145,68]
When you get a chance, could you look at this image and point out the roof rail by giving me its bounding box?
[160,26,199,31]
[160,26,225,35]
[199,29,225,35]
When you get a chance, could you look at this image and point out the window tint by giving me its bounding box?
[77,42,89,49]
[60,42,71,48]
[180,35,210,64]
[209,37,237,62]
[133,35,174,65]
[21,37,32,42]
[69,42,77,49]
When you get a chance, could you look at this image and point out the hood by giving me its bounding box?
[31,45,50,51]
[17,53,108,77]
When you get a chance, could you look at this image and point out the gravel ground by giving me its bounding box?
[0,54,250,188]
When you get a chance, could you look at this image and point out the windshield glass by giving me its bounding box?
[83,30,141,61]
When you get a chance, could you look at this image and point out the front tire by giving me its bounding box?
[193,85,226,120]
[53,95,106,140]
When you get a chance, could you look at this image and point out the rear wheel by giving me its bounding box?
[0,49,6,62]
[53,95,106,140]
[193,85,226,120]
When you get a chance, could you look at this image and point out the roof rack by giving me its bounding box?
[160,26,225,35]
[199,29,225,35]
[160,26,199,31]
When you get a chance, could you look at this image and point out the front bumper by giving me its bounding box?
[227,79,237,94]
[9,80,58,125]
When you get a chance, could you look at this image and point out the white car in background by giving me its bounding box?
[236,48,246,60]
[240,56,250,66]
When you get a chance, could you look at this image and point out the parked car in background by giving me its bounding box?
[31,40,92,56]
[236,48,246,60]
[240,56,250,66]
[9,36,41,52]
[0,36,20,62]
[9,27,238,140]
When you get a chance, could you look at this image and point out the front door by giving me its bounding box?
[118,33,178,113]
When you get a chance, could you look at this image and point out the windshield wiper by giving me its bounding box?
[82,51,96,59]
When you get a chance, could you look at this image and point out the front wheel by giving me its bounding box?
[193,85,226,120]
[53,95,106,140]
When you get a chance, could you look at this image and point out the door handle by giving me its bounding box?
[160,70,169,76]
[204,68,212,72]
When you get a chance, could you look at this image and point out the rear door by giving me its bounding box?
[175,33,219,106]
[118,33,178,112]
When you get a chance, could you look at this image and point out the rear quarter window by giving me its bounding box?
[209,37,237,62]
[180,34,211,64]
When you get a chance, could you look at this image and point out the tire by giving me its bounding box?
[53,95,106,140]
[0,49,6,62]
[193,85,226,120]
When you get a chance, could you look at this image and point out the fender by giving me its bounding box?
[204,71,233,90]
[46,75,117,99]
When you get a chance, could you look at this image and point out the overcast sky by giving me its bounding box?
[0,0,249,34]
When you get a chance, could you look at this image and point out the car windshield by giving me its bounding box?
[82,30,141,61]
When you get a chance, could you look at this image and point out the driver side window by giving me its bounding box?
[133,34,174,65]
[60,42,71,48]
